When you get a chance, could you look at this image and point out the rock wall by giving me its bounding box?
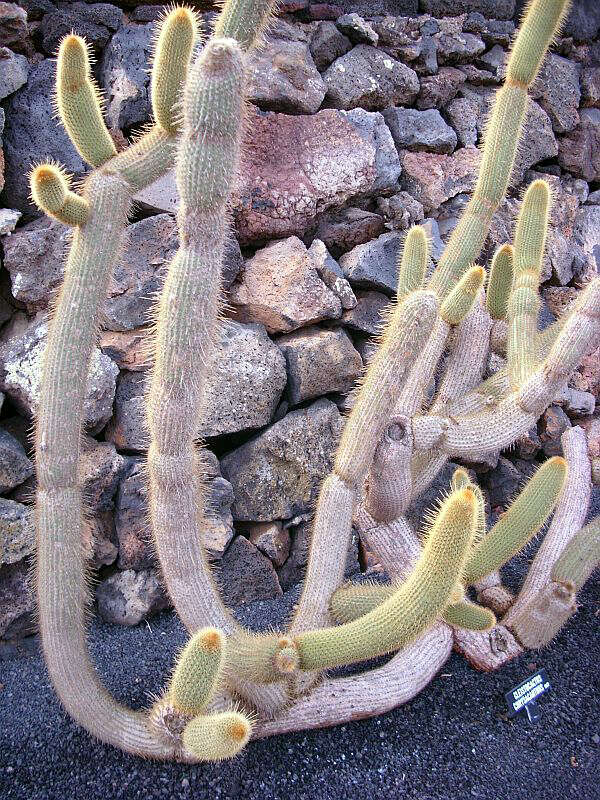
[0,0,599,637]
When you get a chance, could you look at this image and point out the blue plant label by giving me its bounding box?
[505,669,551,720]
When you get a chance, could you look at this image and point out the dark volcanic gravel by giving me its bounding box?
[1,570,599,800]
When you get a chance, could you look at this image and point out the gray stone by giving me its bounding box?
[309,20,352,71]
[417,66,466,110]
[0,2,32,54]
[477,44,505,75]
[563,0,600,40]
[217,536,282,607]
[1,60,86,215]
[383,107,457,155]
[277,325,363,405]
[277,518,311,590]
[574,206,600,276]
[339,231,402,294]
[246,38,325,114]
[136,108,401,243]
[99,22,153,130]
[555,386,596,417]
[307,239,357,310]
[484,457,523,512]
[342,289,389,335]
[106,213,177,331]
[587,190,600,204]
[221,398,343,521]
[532,54,581,134]
[80,438,124,513]
[0,429,33,494]
[445,96,479,147]
[40,2,123,55]
[435,31,486,64]
[581,67,600,109]
[230,236,342,334]
[336,13,378,46]
[0,499,33,566]
[420,0,515,17]
[199,321,287,438]
[540,405,572,457]
[376,191,424,230]
[0,560,35,639]
[114,459,152,571]
[96,569,170,626]
[0,316,118,432]
[314,207,385,256]
[248,521,291,567]
[0,208,20,235]
[0,46,28,100]
[106,321,286,448]
[323,45,419,111]
[85,512,118,568]
[558,109,600,182]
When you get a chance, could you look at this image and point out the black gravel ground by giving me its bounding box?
[1,565,599,800]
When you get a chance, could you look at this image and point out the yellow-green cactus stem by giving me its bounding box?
[295,487,477,671]
[443,599,496,631]
[182,711,253,761]
[168,628,225,715]
[552,516,600,592]
[213,0,278,52]
[464,457,567,584]
[151,6,199,133]
[397,225,428,299]
[428,0,571,299]
[55,34,117,167]
[507,180,550,389]
[30,164,89,226]
[439,266,485,325]
[486,244,514,320]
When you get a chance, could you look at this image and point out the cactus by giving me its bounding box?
[33,0,276,762]
[33,0,600,765]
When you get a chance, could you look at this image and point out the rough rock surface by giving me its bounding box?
[0,498,33,566]
[248,521,291,567]
[96,569,169,626]
[230,237,342,334]
[40,2,123,56]
[0,317,118,432]
[558,109,600,181]
[246,38,325,114]
[309,19,351,70]
[0,46,28,100]
[400,146,480,211]
[99,22,153,131]
[217,535,282,606]
[136,108,401,244]
[323,45,419,110]
[339,231,403,293]
[277,325,363,404]
[0,559,35,638]
[383,107,457,154]
[221,399,343,521]
[0,429,33,494]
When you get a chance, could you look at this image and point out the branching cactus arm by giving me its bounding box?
[33,9,200,758]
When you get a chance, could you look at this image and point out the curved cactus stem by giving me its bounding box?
[486,245,514,321]
[464,456,567,585]
[294,487,477,671]
[253,623,453,738]
[55,35,117,167]
[453,625,523,672]
[439,266,485,326]
[397,225,428,299]
[151,6,200,133]
[507,180,550,389]
[213,0,278,52]
[504,427,591,626]
[30,164,89,226]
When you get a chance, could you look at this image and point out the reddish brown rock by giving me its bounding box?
[400,146,480,212]
[135,108,401,244]
[417,66,466,110]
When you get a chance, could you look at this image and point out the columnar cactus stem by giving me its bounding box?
[146,37,246,637]
[507,180,550,389]
[397,225,428,298]
[295,487,477,670]
[30,164,89,226]
[486,244,514,321]
[428,0,571,299]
